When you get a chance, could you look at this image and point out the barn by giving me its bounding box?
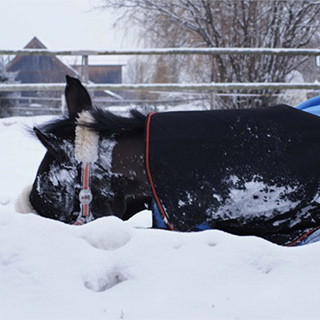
[5,37,123,116]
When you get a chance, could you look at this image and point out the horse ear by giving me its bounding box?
[65,75,92,117]
[33,128,67,160]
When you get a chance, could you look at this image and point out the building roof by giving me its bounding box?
[7,37,78,83]
[5,37,123,100]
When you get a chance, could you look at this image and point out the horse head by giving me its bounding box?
[29,76,151,224]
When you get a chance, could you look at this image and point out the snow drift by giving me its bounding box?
[1,116,320,319]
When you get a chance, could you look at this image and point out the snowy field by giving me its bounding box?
[1,115,320,320]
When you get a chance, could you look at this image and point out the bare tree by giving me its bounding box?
[98,0,320,108]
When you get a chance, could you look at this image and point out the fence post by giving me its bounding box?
[61,94,66,115]
[81,55,89,84]
[210,55,215,110]
[210,91,215,110]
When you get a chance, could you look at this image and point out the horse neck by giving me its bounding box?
[112,131,146,178]
[111,131,152,218]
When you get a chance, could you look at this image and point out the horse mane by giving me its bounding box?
[33,109,146,139]
[82,108,146,137]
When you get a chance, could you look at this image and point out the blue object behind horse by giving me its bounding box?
[296,95,320,116]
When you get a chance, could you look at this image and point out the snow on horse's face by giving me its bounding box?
[30,128,117,223]
[29,76,151,224]
[30,128,80,222]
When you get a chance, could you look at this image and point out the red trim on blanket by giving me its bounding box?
[286,226,320,247]
[146,113,175,231]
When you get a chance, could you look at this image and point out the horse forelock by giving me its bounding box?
[75,111,99,163]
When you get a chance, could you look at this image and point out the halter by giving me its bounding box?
[74,162,93,225]
[73,111,99,225]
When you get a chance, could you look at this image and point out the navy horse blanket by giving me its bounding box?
[145,105,320,246]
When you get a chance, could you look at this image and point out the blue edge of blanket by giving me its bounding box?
[151,95,320,246]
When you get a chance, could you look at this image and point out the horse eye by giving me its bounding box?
[43,191,60,201]
[61,164,74,170]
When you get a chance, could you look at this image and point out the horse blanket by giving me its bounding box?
[145,105,320,246]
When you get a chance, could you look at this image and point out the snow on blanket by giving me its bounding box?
[1,116,320,320]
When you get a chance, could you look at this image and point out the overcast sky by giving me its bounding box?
[0,0,135,64]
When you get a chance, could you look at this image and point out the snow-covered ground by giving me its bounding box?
[1,115,320,320]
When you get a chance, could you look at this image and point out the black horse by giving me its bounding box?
[29,76,320,246]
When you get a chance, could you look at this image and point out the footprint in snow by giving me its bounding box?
[84,269,127,292]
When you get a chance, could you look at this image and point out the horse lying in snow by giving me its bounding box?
[24,75,320,246]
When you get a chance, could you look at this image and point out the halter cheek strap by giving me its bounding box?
[74,111,99,225]
[74,162,94,225]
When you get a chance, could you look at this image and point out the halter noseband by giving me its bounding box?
[74,111,99,225]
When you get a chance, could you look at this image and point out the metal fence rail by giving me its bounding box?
[1,47,319,115]
[1,82,320,92]
[1,47,320,56]
[1,47,319,91]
